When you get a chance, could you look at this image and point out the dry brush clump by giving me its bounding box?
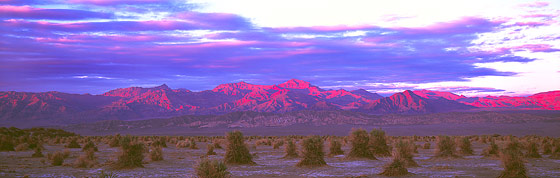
[347,129,376,160]
[65,138,81,148]
[482,140,500,158]
[82,140,98,152]
[47,150,70,166]
[550,139,560,159]
[284,139,299,158]
[525,141,541,158]
[206,144,217,156]
[114,136,145,169]
[498,141,529,178]
[74,149,97,168]
[394,140,418,167]
[296,136,326,167]
[150,145,164,161]
[0,135,15,151]
[434,135,458,158]
[423,142,431,149]
[458,137,473,155]
[369,129,391,157]
[328,139,344,156]
[224,131,254,165]
[196,158,230,178]
[32,147,44,157]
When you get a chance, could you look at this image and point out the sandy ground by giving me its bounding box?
[0,140,559,178]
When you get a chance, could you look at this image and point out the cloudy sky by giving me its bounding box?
[1,0,559,96]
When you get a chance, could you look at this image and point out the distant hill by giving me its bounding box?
[1,79,559,126]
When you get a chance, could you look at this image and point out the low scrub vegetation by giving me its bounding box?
[296,136,326,167]
[347,129,376,159]
[196,158,230,178]
[224,131,254,164]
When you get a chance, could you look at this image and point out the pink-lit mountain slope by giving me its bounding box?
[0,79,558,123]
[413,89,560,110]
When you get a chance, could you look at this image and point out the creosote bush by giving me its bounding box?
[206,144,217,156]
[435,135,458,158]
[328,139,344,156]
[150,145,164,161]
[525,141,541,158]
[224,131,254,164]
[347,129,376,160]
[369,129,391,157]
[379,157,409,176]
[114,136,145,169]
[48,150,69,166]
[66,138,81,148]
[498,141,529,178]
[482,140,500,158]
[396,140,418,167]
[32,147,44,157]
[284,139,299,158]
[0,135,15,151]
[423,142,431,149]
[74,149,97,168]
[296,136,326,167]
[458,137,473,155]
[196,158,230,178]
[82,140,98,152]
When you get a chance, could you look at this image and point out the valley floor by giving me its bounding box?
[1,139,559,177]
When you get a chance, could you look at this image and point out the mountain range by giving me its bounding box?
[1,79,559,125]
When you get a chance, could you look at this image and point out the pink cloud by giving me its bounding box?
[269,25,375,33]
[0,5,32,12]
[67,0,161,5]
[519,1,549,8]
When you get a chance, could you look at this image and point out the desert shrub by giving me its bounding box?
[150,145,164,161]
[65,138,81,148]
[498,141,528,178]
[32,147,43,157]
[48,150,69,166]
[0,135,15,151]
[284,139,299,158]
[296,136,326,167]
[74,149,97,168]
[176,140,190,148]
[347,129,376,160]
[206,144,217,156]
[379,157,409,176]
[525,141,541,158]
[189,139,198,149]
[542,142,552,154]
[482,140,500,158]
[273,140,284,149]
[423,142,431,149]
[153,137,167,148]
[196,158,230,178]
[550,140,560,159]
[224,131,254,164]
[328,139,344,156]
[82,140,98,152]
[15,143,29,151]
[394,140,418,167]
[369,128,391,157]
[213,141,223,149]
[114,137,145,169]
[458,137,473,155]
[435,135,458,158]
[109,136,120,147]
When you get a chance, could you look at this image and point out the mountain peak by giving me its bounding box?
[278,79,312,89]
[154,84,170,90]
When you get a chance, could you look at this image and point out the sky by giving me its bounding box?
[0,0,559,96]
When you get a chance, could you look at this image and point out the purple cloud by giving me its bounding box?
[0,5,113,20]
